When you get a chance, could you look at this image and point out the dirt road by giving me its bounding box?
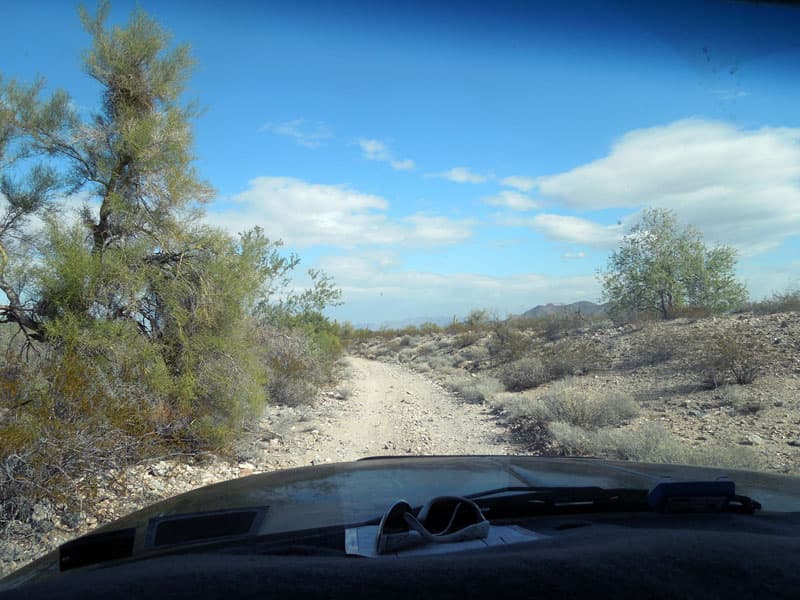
[257,357,512,469]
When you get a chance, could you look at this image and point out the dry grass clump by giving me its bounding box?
[534,378,639,429]
[446,376,503,404]
[499,356,549,391]
[549,421,759,470]
[495,378,638,429]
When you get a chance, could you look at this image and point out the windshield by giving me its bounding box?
[0,0,798,579]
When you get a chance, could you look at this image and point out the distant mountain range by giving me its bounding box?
[521,301,608,319]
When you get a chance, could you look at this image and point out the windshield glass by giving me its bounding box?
[0,0,798,577]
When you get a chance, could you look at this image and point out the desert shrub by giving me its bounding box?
[0,336,170,529]
[258,324,338,407]
[700,324,764,387]
[549,421,759,470]
[415,341,438,356]
[458,344,490,363]
[541,338,603,378]
[630,327,679,367]
[427,355,455,371]
[487,322,531,364]
[418,322,444,335]
[747,289,800,315]
[534,379,638,429]
[668,306,712,320]
[446,376,503,404]
[413,362,432,374]
[496,378,638,429]
[499,357,548,391]
[608,306,659,327]
[538,313,586,341]
[453,331,482,348]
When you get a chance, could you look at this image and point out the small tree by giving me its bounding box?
[600,208,747,319]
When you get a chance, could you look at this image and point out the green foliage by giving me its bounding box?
[600,208,747,320]
[0,3,343,470]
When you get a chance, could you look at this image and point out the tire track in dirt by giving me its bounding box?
[258,357,512,468]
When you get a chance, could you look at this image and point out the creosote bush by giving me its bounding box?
[487,322,531,364]
[700,325,765,387]
[499,356,548,391]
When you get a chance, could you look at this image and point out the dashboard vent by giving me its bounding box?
[146,508,267,548]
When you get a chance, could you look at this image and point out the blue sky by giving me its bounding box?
[2,0,800,325]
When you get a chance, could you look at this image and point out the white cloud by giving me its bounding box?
[530,214,624,248]
[562,251,586,260]
[261,119,332,148]
[500,175,537,192]
[390,158,415,171]
[206,176,471,248]
[428,167,490,184]
[358,139,415,171]
[535,119,800,254]
[483,190,538,211]
[358,139,392,161]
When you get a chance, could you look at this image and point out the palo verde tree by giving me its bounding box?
[0,77,75,341]
[1,3,341,447]
[599,208,747,319]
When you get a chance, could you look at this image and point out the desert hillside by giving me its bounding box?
[354,310,800,474]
